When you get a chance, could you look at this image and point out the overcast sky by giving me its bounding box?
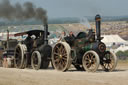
[10,0,128,18]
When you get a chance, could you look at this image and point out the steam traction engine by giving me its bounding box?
[14,25,52,70]
[52,15,117,72]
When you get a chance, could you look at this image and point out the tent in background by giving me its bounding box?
[101,35,128,47]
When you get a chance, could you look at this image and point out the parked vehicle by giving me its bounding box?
[0,30,18,68]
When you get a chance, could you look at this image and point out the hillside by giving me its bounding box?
[0,21,128,40]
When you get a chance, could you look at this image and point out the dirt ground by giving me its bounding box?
[0,62,128,85]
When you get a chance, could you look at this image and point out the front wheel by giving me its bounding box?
[31,51,41,70]
[82,51,100,72]
[101,51,117,72]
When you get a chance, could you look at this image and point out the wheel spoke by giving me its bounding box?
[58,61,63,69]
[87,64,91,68]
[60,60,65,68]
[54,58,60,63]
[62,60,66,67]
[62,53,67,57]
[56,46,61,54]
[62,48,66,54]
[89,53,93,60]
[54,52,60,56]
[60,45,63,54]
[92,63,96,68]
[105,63,107,68]
[108,63,113,69]
[62,57,67,61]
[86,54,89,59]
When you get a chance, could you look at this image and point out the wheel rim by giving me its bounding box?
[31,51,41,70]
[101,51,117,72]
[82,51,99,72]
[14,45,24,68]
[52,42,71,71]
[32,53,38,68]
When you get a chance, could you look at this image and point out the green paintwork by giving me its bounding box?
[82,44,93,52]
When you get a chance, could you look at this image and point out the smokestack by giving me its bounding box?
[95,14,101,42]
[44,24,48,44]
[7,29,9,50]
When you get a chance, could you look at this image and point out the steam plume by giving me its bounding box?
[0,0,47,24]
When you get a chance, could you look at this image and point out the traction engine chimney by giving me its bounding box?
[95,14,101,42]
[44,24,48,44]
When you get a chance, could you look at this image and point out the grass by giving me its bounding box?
[118,59,128,65]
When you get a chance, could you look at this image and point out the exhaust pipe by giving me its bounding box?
[95,14,101,42]
[7,29,9,50]
[44,24,48,44]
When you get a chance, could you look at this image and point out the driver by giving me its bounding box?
[58,31,66,41]
[68,31,75,47]
[69,31,75,38]
[24,35,34,52]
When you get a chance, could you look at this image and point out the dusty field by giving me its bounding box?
[0,63,128,85]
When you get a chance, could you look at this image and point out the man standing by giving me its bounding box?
[59,31,66,41]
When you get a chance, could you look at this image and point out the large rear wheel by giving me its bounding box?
[101,51,117,72]
[14,44,27,69]
[82,51,100,72]
[52,42,71,72]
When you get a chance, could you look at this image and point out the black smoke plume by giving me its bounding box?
[0,0,47,24]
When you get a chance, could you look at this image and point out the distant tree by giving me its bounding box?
[116,50,128,60]
[126,21,128,23]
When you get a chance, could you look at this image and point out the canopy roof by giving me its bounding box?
[14,30,49,37]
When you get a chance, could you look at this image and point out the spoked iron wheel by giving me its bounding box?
[31,51,41,70]
[101,51,117,72]
[82,51,100,72]
[52,42,71,72]
[14,44,25,69]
